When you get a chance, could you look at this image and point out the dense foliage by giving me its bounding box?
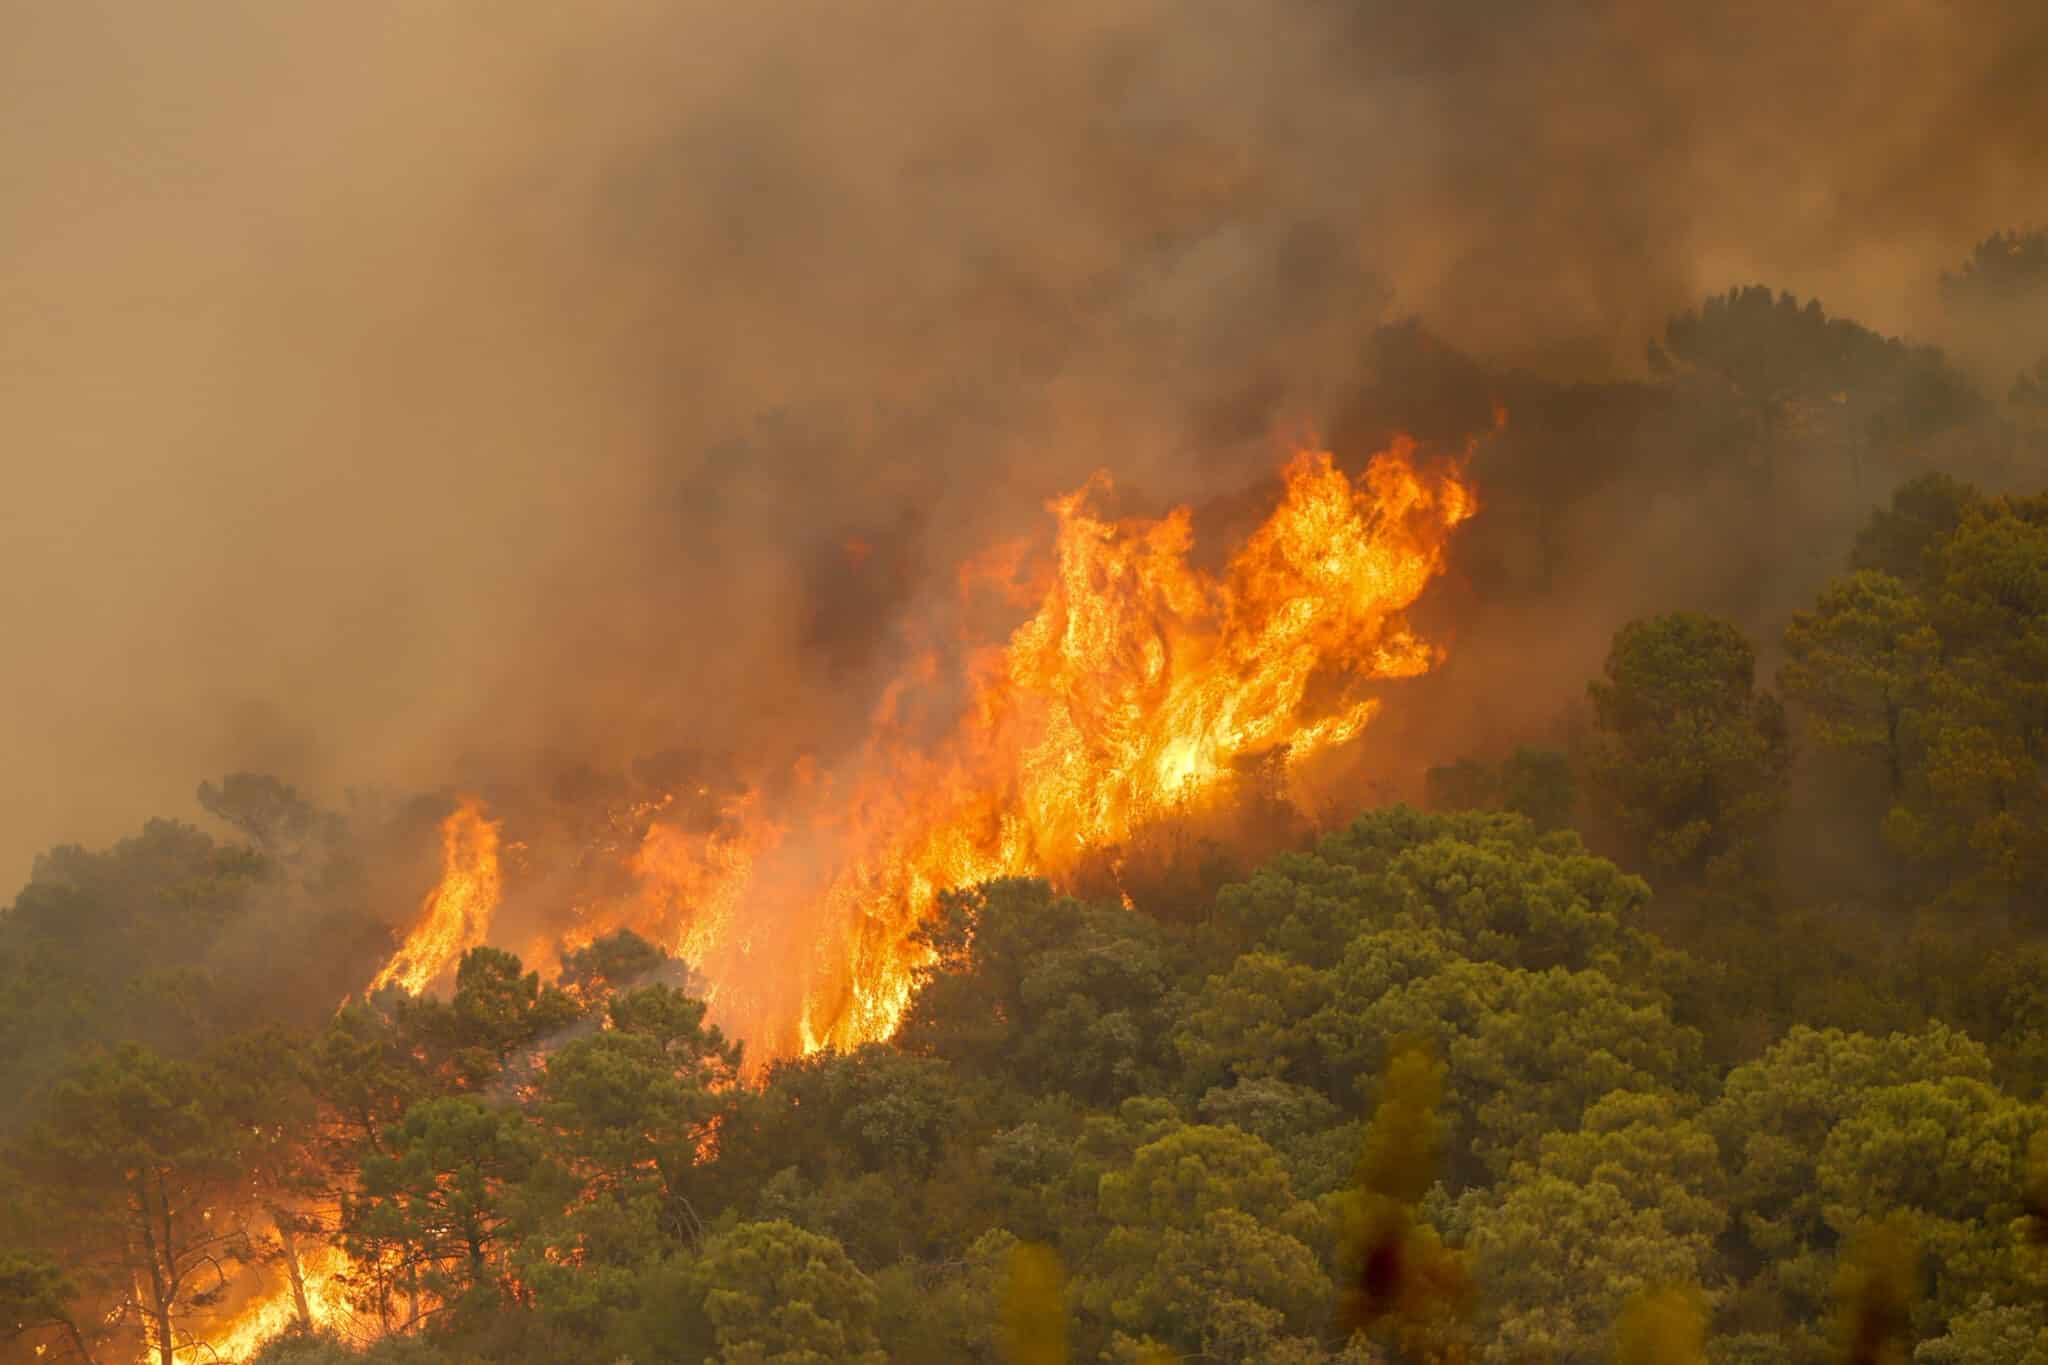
[5,273,2048,1364]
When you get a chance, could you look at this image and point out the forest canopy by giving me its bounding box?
[5,247,2048,1365]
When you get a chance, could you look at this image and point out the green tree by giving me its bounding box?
[1097,1124,1299,1232]
[0,822,268,1125]
[688,1220,886,1365]
[1709,1025,1991,1263]
[1709,1026,2035,1345]
[1586,612,1791,885]
[304,995,434,1168]
[534,982,740,1260]
[1781,572,1940,795]
[1941,230,2048,395]
[899,880,1182,1104]
[1527,1090,1727,1243]
[1085,1125,1326,1361]
[196,773,340,875]
[1850,475,1983,585]
[1452,1172,1711,1365]
[342,1096,552,1330]
[738,1044,963,1183]
[1173,952,1333,1094]
[1942,231,2048,312]
[0,1249,92,1364]
[398,948,582,1093]
[13,1045,255,1365]
[554,927,677,1004]
[1328,959,1701,1176]
[1197,1077,1356,1198]
[1895,503,2048,908]
[1093,1209,1331,1362]
[1816,1077,2040,1327]
[211,1028,334,1337]
[1915,1298,2048,1365]
[866,1228,1021,1364]
[1206,806,1656,983]
[1653,286,1985,464]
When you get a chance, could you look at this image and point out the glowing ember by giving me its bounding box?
[367,798,502,997]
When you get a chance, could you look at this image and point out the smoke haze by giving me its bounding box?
[4,0,2045,888]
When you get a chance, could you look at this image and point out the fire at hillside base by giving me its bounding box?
[158,433,1478,1361]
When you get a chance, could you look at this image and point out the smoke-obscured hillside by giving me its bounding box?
[8,3,2048,1363]
[5,0,2046,889]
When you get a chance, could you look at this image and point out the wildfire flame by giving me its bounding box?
[184,808,501,1361]
[632,438,1474,1054]
[200,1247,354,1363]
[364,438,1474,1059]
[255,436,1471,1365]
[366,798,502,997]
[132,1237,357,1365]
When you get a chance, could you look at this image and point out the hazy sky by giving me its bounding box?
[4,0,2043,888]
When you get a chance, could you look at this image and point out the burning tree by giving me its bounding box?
[13,1045,258,1365]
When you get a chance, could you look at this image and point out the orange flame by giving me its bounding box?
[635,438,1474,1056]
[367,798,502,997]
[135,1237,358,1364]
[205,1247,353,1362]
[297,436,1472,1363]
[360,439,1473,1060]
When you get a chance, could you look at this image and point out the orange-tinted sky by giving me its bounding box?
[3,0,2043,888]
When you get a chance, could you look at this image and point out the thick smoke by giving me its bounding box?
[3,0,2044,887]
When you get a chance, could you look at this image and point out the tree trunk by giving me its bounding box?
[132,1170,176,1365]
[276,1214,313,1330]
